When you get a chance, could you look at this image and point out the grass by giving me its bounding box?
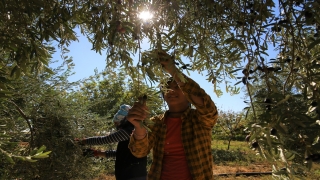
[211,140,320,179]
[92,140,320,180]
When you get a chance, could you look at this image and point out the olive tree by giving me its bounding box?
[2,0,320,179]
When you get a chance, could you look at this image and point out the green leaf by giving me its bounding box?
[308,39,320,50]
[228,68,242,74]
[33,151,52,159]
[3,153,15,164]
[43,66,54,74]
[224,37,234,44]
[25,156,37,162]
[233,39,246,51]
[37,145,47,153]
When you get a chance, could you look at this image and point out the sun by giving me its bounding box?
[138,11,153,21]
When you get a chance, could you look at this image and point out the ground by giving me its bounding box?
[94,163,273,180]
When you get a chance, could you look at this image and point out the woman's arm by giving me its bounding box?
[83,129,131,145]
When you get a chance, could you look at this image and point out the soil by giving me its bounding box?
[94,163,273,180]
[213,163,272,175]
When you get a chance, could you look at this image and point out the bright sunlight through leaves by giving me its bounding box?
[138,11,153,21]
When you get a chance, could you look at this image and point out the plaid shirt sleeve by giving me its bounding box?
[180,75,218,128]
[128,116,161,158]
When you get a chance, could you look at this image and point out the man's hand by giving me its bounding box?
[126,102,148,128]
[126,96,149,139]
[157,50,176,74]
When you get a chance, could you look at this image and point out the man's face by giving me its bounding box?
[163,81,189,107]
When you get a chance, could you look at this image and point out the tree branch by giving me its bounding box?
[8,100,34,150]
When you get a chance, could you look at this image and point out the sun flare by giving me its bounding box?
[138,11,153,21]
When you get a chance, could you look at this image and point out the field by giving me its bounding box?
[93,140,320,180]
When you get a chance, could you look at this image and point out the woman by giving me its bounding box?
[79,105,147,180]
[126,52,218,180]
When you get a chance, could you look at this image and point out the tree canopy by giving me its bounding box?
[1,0,320,179]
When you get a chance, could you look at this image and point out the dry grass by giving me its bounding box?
[94,164,320,180]
[213,163,272,174]
[91,140,320,180]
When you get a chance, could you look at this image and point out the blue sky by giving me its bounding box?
[50,29,248,112]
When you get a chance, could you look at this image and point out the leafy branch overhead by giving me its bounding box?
[1,0,320,179]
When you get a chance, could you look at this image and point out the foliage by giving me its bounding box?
[1,61,96,179]
[0,57,164,179]
[1,0,320,179]
[77,68,164,118]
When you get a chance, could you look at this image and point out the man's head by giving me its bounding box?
[161,78,190,108]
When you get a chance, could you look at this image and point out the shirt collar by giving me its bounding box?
[161,107,191,122]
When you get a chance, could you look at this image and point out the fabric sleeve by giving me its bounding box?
[85,129,131,145]
[180,75,218,128]
[128,116,160,158]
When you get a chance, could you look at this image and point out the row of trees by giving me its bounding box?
[0,56,163,179]
[1,0,320,179]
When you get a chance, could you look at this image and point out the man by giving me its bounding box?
[126,51,218,180]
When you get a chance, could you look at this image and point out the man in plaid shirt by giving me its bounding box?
[127,51,218,180]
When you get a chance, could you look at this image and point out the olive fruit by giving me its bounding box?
[270,128,277,135]
[264,98,271,103]
[278,20,288,24]
[267,67,275,72]
[272,25,281,32]
[242,77,247,85]
[286,58,292,63]
[274,67,282,72]
[251,141,259,148]
[304,10,313,19]
[242,68,249,75]
[91,6,99,11]
[181,65,187,69]
[311,101,318,107]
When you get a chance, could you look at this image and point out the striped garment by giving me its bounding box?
[129,75,218,180]
[85,129,131,145]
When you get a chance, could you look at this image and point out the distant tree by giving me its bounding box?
[76,68,164,119]
[217,110,245,150]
